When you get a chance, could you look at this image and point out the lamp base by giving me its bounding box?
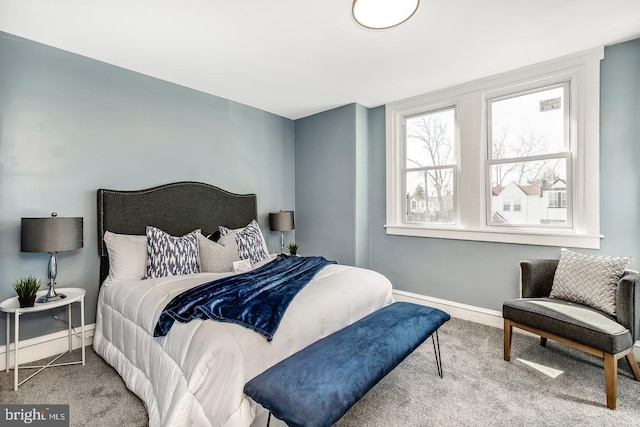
[280,231,285,254]
[39,253,67,303]
[37,284,67,304]
[37,294,66,304]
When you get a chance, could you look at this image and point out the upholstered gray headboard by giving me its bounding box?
[97,181,257,285]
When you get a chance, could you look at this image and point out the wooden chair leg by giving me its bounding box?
[625,351,640,381]
[539,337,547,347]
[604,353,617,410]
[503,319,512,361]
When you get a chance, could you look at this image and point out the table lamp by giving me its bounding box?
[21,213,83,303]
[269,211,295,253]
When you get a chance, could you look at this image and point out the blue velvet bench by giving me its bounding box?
[244,302,451,427]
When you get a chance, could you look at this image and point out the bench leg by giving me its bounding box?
[431,331,444,378]
[266,412,271,427]
[503,319,512,361]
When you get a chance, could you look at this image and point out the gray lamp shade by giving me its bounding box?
[269,211,295,232]
[21,215,83,253]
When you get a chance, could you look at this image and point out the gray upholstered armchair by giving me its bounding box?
[503,259,640,409]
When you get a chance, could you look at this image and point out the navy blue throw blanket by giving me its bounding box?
[153,255,336,340]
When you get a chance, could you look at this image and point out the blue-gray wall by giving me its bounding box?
[297,38,640,312]
[354,104,370,268]
[294,103,370,268]
[0,33,295,342]
[599,38,640,261]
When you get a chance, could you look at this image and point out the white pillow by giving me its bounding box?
[103,231,147,281]
[197,232,240,273]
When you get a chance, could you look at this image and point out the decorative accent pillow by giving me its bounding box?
[219,220,269,264]
[549,248,631,316]
[196,232,240,273]
[103,231,147,281]
[144,226,200,279]
[217,231,239,253]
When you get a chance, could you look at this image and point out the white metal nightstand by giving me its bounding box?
[0,287,85,390]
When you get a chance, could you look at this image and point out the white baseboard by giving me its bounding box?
[393,289,504,328]
[0,324,95,371]
[391,289,640,359]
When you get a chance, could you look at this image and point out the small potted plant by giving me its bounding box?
[287,242,299,256]
[13,275,41,308]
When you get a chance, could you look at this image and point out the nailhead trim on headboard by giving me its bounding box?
[97,181,257,285]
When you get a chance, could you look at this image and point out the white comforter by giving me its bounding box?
[93,261,394,427]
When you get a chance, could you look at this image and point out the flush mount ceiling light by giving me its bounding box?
[352,0,420,30]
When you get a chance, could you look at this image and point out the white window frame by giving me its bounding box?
[385,48,603,249]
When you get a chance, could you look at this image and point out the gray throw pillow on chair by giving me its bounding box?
[549,248,631,316]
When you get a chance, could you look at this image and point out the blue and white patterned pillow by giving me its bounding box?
[144,226,200,279]
[219,220,269,264]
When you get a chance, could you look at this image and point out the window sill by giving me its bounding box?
[384,224,602,249]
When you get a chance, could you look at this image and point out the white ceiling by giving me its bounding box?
[1,0,639,120]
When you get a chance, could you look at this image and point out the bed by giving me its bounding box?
[92,181,394,427]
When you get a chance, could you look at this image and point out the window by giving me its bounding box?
[404,107,457,224]
[488,83,570,227]
[385,48,603,248]
[548,191,567,208]
[513,199,521,212]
